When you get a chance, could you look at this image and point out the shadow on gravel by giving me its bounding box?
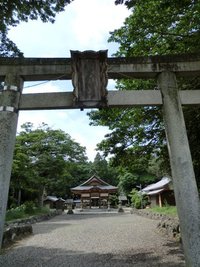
[47,212,126,221]
[32,222,73,234]
[32,213,126,235]
[163,240,185,261]
[0,245,185,267]
[62,212,126,220]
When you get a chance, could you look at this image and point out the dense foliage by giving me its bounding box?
[9,122,88,207]
[129,189,148,209]
[89,0,200,188]
[6,202,50,222]
[9,123,121,207]
[92,153,119,186]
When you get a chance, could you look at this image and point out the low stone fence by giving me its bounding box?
[3,210,62,247]
[131,208,181,242]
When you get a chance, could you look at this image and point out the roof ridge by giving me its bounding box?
[79,174,110,186]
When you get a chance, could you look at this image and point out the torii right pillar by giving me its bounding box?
[158,71,200,267]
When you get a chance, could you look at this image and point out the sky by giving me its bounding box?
[8,0,130,161]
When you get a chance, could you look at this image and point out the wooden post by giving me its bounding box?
[0,73,23,248]
[158,71,200,267]
[158,194,162,208]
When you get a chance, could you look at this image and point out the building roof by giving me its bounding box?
[141,177,172,195]
[145,188,165,196]
[44,196,65,202]
[71,175,118,193]
[44,196,58,202]
[80,175,110,186]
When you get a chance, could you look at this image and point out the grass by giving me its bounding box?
[149,206,177,216]
[6,205,51,222]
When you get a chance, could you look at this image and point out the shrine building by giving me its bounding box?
[71,175,118,208]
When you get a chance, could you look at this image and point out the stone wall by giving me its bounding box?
[2,210,62,247]
[131,208,181,242]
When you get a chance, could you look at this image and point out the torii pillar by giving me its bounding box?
[158,71,200,267]
[0,73,23,247]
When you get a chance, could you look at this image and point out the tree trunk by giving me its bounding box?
[38,186,45,208]
[17,188,21,206]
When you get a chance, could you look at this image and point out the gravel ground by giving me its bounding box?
[0,211,185,267]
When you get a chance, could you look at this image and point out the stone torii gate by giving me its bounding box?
[0,51,200,266]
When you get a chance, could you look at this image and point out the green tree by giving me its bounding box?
[0,0,73,56]
[118,170,155,195]
[129,188,148,209]
[63,160,94,197]
[10,137,32,206]
[113,0,200,56]
[88,0,200,187]
[89,105,168,174]
[92,153,119,186]
[10,122,88,207]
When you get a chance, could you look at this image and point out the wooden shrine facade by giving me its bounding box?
[71,175,118,208]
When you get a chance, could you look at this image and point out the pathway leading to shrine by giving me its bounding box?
[0,211,185,267]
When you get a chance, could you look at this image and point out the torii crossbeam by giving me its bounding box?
[0,51,200,266]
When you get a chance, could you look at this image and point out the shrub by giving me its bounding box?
[24,201,36,214]
[6,204,50,222]
[129,189,148,209]
[109,194,119,207]
[6,204,26,221]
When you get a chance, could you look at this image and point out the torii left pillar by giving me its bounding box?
[0,73,23,248]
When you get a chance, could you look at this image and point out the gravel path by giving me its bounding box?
[0,211,185,267]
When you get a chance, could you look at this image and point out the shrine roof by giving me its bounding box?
[44,196,65,202]
[71,185,118,191]
[144,188,165,195]
[142,177,171,193]
[80,175,110,186]
[71,175,118,192]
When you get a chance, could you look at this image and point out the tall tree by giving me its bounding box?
[88,0,200,187]
[92,153,119,186]
[112,0,200,56]
[10,122,88,206]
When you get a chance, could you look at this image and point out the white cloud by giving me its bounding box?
[66,0,129,53]
[8,0,129,57]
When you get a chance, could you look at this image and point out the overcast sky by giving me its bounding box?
[8,0,130,161]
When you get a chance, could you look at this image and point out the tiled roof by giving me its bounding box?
[145,188,164,195]
[71,174,118,192]
[44,196,58,202]
[142,177,171,193]
[44,196,65,202]
[80,174,110,186]
[71,185,117,191]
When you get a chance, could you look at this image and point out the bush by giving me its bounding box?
[109,194,119,207]
[6,203,50,222]
[6,204,26,221]
[129,189,148,209]
[24,201,35,214]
